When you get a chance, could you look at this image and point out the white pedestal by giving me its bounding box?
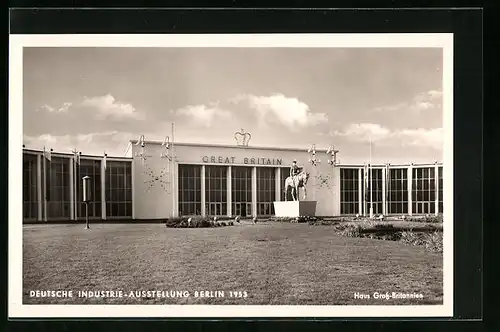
[273,201,317,217]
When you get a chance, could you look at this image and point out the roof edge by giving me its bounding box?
[128,140,329,152]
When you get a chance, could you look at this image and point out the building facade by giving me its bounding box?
[22,141,443,222]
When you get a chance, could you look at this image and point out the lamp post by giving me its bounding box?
[134,135,148,164]
[161,135,171,160]
[82,175,91,229]
[159,123,176,218]
[160,134,173,197]
[171,123,176,218]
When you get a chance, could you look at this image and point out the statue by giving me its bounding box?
[283,160,310,201]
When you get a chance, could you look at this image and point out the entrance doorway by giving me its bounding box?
[233,202,252,217]
[207,202,222,216]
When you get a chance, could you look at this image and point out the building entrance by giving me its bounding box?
[234,202,252,217]
[207,202,222,216]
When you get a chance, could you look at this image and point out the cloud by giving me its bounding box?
[32,133,58,144]
[171,93,327,132]
[175,103,231,127]
[58,102,72,113]
[35,94,142,120]
[395,127,444,147]
[23,131,136,156]
[423,90,443,100]
[37,102,73,113]
[236,93,328,129]
[81,94,144,120]
[38,104,56,112]
[331,123,443,148]
[372,89,443,114]
[332,123,391,142]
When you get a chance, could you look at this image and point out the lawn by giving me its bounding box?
[23,221,443,305]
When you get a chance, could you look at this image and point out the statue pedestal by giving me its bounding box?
[273,201,317,218]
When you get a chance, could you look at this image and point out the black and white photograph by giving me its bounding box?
[9,33,453,318]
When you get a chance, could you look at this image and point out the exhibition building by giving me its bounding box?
[22,139,443,222]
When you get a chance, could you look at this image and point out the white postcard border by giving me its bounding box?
[9,33,454,318]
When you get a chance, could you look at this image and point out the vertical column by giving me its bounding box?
[251,166,257,218]
[275,167,281,202]
[382,167,387,216]
[363,167,367,216]
[368,166,373,218]
[101,158,107,220]
[69,158,75,220]
[358,168,362,215]
[311,167,316,201]
[332,166,341,216]
[131,160,137,219]
[407,165,413,216]
[227,166,232,217]
[36,154,42,221]
[201,165,206,217]
[172,162,178,217]
[434,164,439,216]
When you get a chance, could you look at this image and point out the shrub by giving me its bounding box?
[424,215,443,223]
[308,218,338,226]
[270,216,322,223]
[165,217,234,228]
[423,231,443,252]
[373,223,394,229]
[400,230,443,252]
[382,232,402,241]
[295,216,316,223]
[403,214,443,223]
[400,231,424,246]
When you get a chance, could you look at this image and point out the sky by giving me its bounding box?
[22,47,444,164]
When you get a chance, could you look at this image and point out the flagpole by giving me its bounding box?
[171,122,175,218]
[43,147,47,222]
[73,153,76,220]
[74,151,77,221]
[78,152,81,219]
[369,132,373,218]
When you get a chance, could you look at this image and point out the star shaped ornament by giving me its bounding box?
[143,165,171,193]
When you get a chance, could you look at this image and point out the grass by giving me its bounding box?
[23,221,443,305]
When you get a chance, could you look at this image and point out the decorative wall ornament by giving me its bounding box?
[143,165,171,193]
[326,145,340,166]
[314,173,333,189]
[308,144,321,166]
[71,148,82,165]
[234,128,252,146]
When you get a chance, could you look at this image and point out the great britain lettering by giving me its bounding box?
[201,156,282,165]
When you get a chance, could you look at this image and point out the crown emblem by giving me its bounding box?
[234,128,251,146]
